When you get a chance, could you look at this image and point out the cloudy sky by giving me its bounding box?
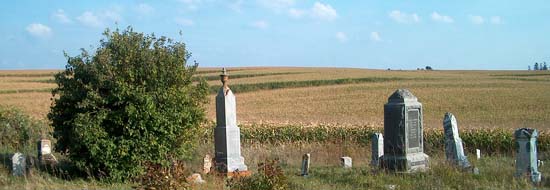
[1,0,549,70]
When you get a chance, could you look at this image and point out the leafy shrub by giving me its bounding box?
[138,161,190,190]
[227,159,289,190]
[48,27,209,181]
[0,106,51,152]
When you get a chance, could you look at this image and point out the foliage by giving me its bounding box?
[201,124,550,154]
[138,161,190,190]
[48,26,209,181]
[0,106,51,153]
[227,159,289,190]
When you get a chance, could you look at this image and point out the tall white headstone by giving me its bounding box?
[214,68,248,173]
[371,133,384,167]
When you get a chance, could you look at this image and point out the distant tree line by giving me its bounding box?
[530,62,548,70]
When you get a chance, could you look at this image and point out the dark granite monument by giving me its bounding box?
[381,89,429,172]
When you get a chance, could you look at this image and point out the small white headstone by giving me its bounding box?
[11,152,26,176]
[203,154,212,174]
[476,149,481,160]
[301,153,310,176]
[340,156,352,168]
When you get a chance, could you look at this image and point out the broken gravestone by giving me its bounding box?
[381,89,429,172]
[443,113,471,169]
[514,128,542,184]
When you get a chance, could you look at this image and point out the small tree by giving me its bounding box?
[528,65,531,70]
[48,27,208,181]
[534,62,539,70]
[543,62,548,70]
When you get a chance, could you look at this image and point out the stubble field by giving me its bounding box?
[1,67,549,129]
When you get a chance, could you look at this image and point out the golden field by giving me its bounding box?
[0,67,549,129]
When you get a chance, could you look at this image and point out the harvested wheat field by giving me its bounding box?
[0,67,549,129]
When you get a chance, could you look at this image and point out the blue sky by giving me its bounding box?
[1,0,549,70]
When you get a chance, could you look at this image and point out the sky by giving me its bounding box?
[1,0,549,70]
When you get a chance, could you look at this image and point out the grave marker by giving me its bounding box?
[371,133,384,167]
[301,153,310,176]
[514,128,542,184]
[11,152,26,176]
[340,156,352,168]
[443,113,471,168]
[214,68,248,174]
[381,89,429,172]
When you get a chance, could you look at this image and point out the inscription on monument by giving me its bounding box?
[407,109,419,149]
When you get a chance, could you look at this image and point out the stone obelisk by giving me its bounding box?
[214,68,248,174]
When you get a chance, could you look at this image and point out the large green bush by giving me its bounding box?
[48,27,208,181]
[0,106,51,153]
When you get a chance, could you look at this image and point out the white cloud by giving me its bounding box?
[175,18,194,26]
[52,9,71,23]
[311,2,337,21]
[288,8,305,18]
[431,12,453,23]
[370,32,382,42]
[251,20,269,29]
[229,0,244,13]
[335,32,348,43]
[77,11,103,27]
[469,15,484,24]
[490,16,502,24]
[135,3,155,15]
[26,23,52,38]
[258,0,294,11]
[389,10,420,23]
[77,9,122,28]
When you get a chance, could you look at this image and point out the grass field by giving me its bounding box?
[1,67,548,129]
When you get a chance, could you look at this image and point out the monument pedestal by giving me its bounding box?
[214,126,248,172]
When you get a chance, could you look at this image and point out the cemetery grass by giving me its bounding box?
[2,143,547,189]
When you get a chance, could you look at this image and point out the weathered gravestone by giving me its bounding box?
[301,153,310,176]
[37,139,57,165]
[371,133,384,167]
[514,128,542,184]
[203,154,212,174]
[340,156,352,168]
[443,113,471,169]
[476,149,481,160]
[214,68,248,174]
[11,152,26,176]
[381,89,429,172]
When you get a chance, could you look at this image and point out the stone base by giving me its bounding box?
[381,153,429,172]
[226,170,252,178]
[215,156,248,173]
